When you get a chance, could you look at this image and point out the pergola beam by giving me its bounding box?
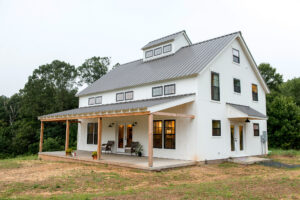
[97,117,102,160]
[153,112,195,119]
[39,122,44,152]
[39,111,150,122]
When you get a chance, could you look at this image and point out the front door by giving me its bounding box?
[117,124,125,152]
[230,124,244,155]
[117,124,133,152]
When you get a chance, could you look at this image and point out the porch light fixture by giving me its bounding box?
[132,122,138,127]
[108,123,115,127]
[245,118,250,123]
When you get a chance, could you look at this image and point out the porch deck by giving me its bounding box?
[38,150,197,171]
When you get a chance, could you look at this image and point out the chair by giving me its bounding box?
[130,141,140,155]
[101,141,114,153]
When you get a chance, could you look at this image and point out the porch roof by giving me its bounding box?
[38,93,195,121]
[226,103,268,120]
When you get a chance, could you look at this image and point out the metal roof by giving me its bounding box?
[226,103,267,119]
[39,93,195,119]
[142,30,190,50]
[77,32,240,97]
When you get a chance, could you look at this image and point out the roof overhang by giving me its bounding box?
[226,103,268,121]
[39,94,195,122]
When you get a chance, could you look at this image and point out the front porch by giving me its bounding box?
[38,150,196,171]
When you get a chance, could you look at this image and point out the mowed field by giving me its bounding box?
[0,150,299,200]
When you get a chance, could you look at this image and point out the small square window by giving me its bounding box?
[145,50,153,58]
[212,120,221,136]
[233,49,240,63]
[234,78,241,93]
[253,123,260,136]
[88,97,95,105]
[164,84,175,95]
[95,96,102,104]
[125,91,133,100]
[152,86,163,97]
[154,47,162,56]
[163,44,172,53]
[116,92,124,102]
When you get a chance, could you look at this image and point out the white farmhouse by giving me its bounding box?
[39,31,269,168]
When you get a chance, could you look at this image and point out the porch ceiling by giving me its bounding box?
[38,93,195,121]
[226,103,268,120]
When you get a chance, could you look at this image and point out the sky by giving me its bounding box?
[0,0,299,97]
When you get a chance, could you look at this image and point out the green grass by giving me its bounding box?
[269,148,300,157]
[0,155,38,169]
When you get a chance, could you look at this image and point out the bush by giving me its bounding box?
[43,137,64,152]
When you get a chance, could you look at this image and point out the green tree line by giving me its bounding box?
[0,61,299,158]
[0,57,110,158]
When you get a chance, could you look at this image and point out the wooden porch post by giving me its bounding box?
[148,114,153,167]
[97,117,102,160]
[39,121,44,152]
[65,120,70,151]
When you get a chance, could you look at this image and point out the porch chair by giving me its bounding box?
[101,141,114,153]
[130,141,140,155]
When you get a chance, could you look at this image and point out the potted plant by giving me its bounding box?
[65,148,73,156]
[135,144,143,157]
[92,151,97,160]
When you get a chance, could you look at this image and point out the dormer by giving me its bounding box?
[142,30,192,62]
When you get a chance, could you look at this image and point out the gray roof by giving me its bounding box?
[226,103,267,119]
[39,93,195,119]
[77,31,240,97]
[142,30,189,50]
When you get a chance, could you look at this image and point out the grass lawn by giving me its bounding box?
[0,151,299,199]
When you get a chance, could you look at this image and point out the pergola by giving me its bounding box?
[38,94,196,167]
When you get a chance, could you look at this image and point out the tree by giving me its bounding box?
[280,78,300,106]
[258,63,283,91]
[267,95,300,149]
[78,57,110,85]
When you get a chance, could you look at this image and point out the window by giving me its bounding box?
[88,97,95,105]
[125,91,134,100]
[154,47,162,56]
[233,48,240,63]
[145,50,153,58]
[95,96,102,104]
[116,92,124,102]
[164,84,175,95]
[152,86,163,97]
[164,120,175,149]
[153,120,162,148]
[163,44,172,53]
[233,78,241,93]
[212,120,221,136]
[252,84,258,101]
[211,72,220,101]
[253,123,260,136]
[87,123,98,144]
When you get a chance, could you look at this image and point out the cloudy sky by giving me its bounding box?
[0,0,299,97]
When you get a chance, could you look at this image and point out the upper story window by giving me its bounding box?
[163,44,172,53]
[252,84,258,101]
[164,84,175,95]
[233,78,241,93]
[253,123,260,136]
[233,48,240,63]
[116,92,124,102]
[212,120,221,136]
[211,72,220,101]
[145,50,153,58]
[154,47,162,56]
[125,91,134,100]
[88,97,95,105]
[95,96,102,104]
[152,86,163,97]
